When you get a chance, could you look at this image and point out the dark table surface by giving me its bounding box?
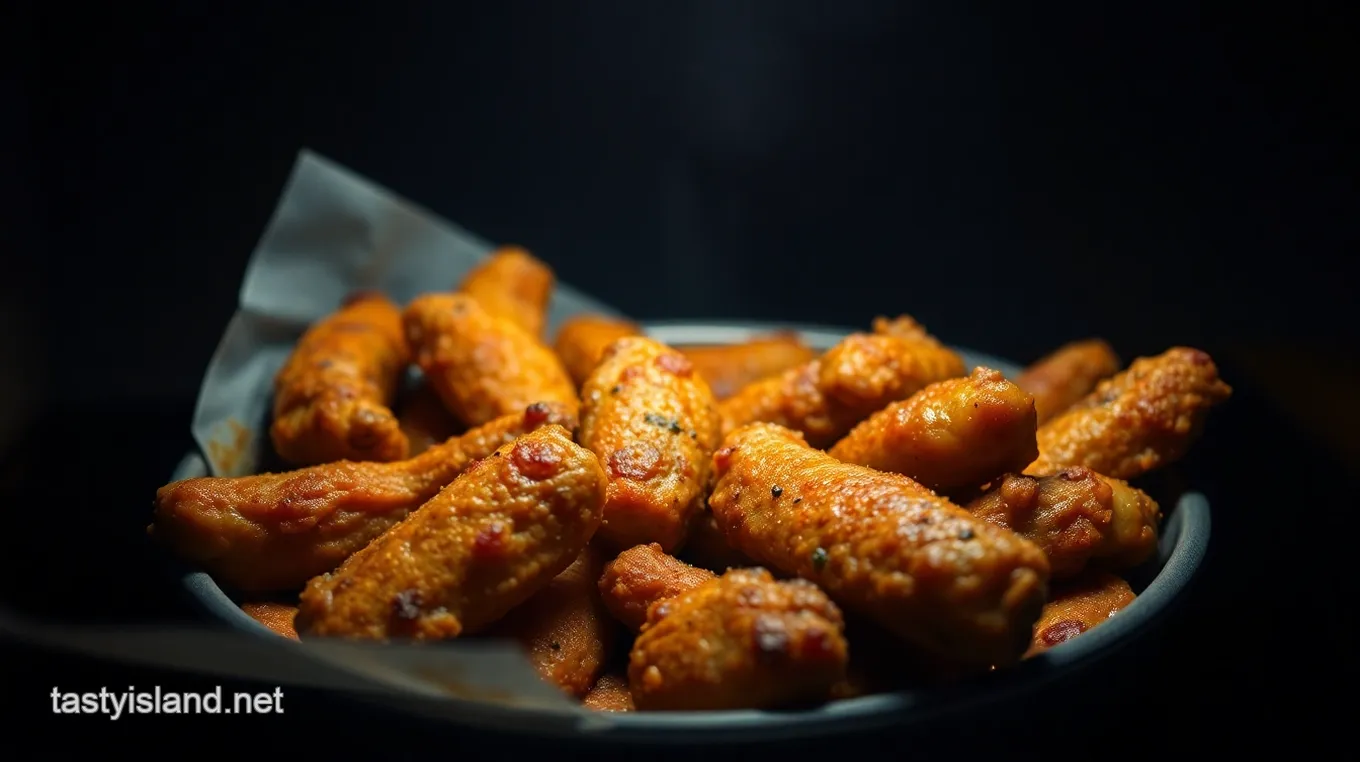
[1,345,1348,757]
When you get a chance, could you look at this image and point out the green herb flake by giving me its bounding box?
[811,547,829,570]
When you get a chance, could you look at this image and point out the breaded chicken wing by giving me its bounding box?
[628,568,848,711]
[709,423,1050,668]
[679,333,817,400]
[578,337,721,552]
[1027,347,1233,479]
[242,602,299,641]
[719,333,966,449]
[152,403,577,592]
[1025,572,1136,657]
[270,293,410,466]
[458,246,555,339]
[679,511,759,574]
[295,425,607,640]
[871,314,937,343]
[1016,339,1121,424]
[598,543,716,631]
[404,293,579,427]
[481,548,614,697]
[829,367,1038,497]
[396,380,464,457]
[968,468,1160,580]
[553,314,642,388]
[583,671,635,712]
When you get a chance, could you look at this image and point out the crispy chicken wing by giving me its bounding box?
[578,337,722,552]
[679,333,817,401]
[404,293,579,427]
[1027,347,1233,479]
[553,315,643,388]
[1025,572,1136,657]
[709,423,1050,668]
[270,293,410,466]
[457,246,555,339]
[396,380,464,457]
[295,425,607,640]
[628,568,848,711]
[598,543,716,631]
[1016,339,1121,424]
[679,510,759,574]
[583,671,635,712]
[241,602,299,640]
[829,367,1038,497]
[152,403,577,593]
[968,468,1160,580]
[871,314,937,343]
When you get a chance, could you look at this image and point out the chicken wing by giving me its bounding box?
[828,367,1038,497]
[458,246,555,339]
[1025,572,1136,657]
[578,337,721,552]
[1026,347,1233,479]
[241,602,299,641]
[269,292,410,466]
[598,543,716,631]
[709,423,1050,668]
[719,333,966,449]
[871,314,937,343]
[553,314,642,388]
[404,293,579,427]
[1015,339,1121,424]
[151,402,577,592]
[582,671,635,712]
[396,380,464,457]
[295,425,607,640]
[628,568,848,711]
[679,333,817,401]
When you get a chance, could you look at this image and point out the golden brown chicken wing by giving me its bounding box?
[295,425,607,640]
[871,314,937,343]
[404,293,579,428]
[553,314,643,388]
[719,333,966,449]
[152,403,577,592]
[1015,339,1121,424]
[679,510,760,574]
[458,246,555,339]
[396,380,465,457]
[241,602,299,641]
[1026,347,1233,479]
[679,333,817,401]
[628,568,848,711]
[828,367,1038,497]
[598,543,716,631]
[968,468,1160,580]
[1025,572,1136,657]
[582,671,635,712]
[578,337,721,552]
[709,423,1050,668]
[270,293,410,466]
[481,548,614,697]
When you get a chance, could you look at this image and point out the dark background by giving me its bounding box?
[3,0,1353,756]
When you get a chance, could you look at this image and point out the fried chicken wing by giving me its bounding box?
[151,403,577,592]
[679,510,759,573]
[269,293,410,466]
[396,380,464,457]
[679,333,817,401]
[1026,347,1233,479]
[404,293,579,427]
[871,314,937,343]
[1016,339,1121,424]
[583,671,635,712]
[458,246,555,339]
[481,548,614,697]
[719,333,966,449]
[1025,572,1136,657]
[709,423,1050,668]
[628,568,848,711]
[828,367,1038,497]
[578,337,721,552]
[598,543,716,631]
[968,468,1160,580]
[241,602,299,641]
[295,425,607,640]
[553,314,643,388]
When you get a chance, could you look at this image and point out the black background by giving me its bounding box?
[3,0,1353,756]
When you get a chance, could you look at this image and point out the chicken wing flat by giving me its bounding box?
[871,314,937,343]
[583,671,635,712]
[241,602,299,641]
[396,380,465,457]
[598,543,716,631]
[553,314,642,388]
[481,548,614,697]
[828,367,1038,497]
[1026,347,1233,479]
[404,293,579,427]
[628,568,848,711]
[270,293,410,466]
[709,423,1050,668]
[578,337,721,552]
[968,468,1160,580]
[295,425,607,640]
[1025,572,1136,657]
[1015,339,1121,425]
[679,333,817,401]
[152,403,577,593]
[679,510,759,574]
[719,333,966,449]
[458,246,555,339]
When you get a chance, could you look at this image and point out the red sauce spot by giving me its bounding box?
[1039,619,1087,646]
[473,522,509,559]
[523,402,552,428]
[621,365,645,383]
[512,439,565,480]
[608,443,662,480]
[713,446,736,473]
[797,625,837,662]
[655,353,694,377]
